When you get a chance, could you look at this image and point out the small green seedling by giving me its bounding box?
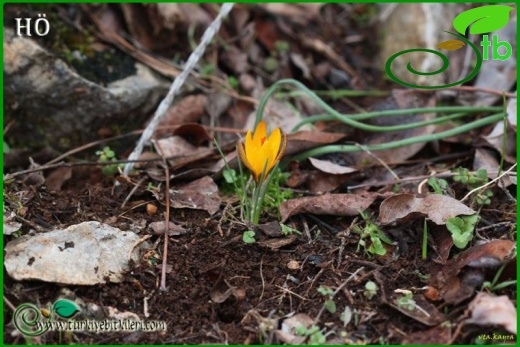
[242,230,256,244]
[295,325,326,345]
[227,76,239,89]
[317,285,336,314]
[428,177,451,195]
[95,146,122,176]
[446,214,479,249]
[453,168,493,205]
[396,291,417,311]
[353,212,394,256]
[280,223,302,236]
[363,281,378,300]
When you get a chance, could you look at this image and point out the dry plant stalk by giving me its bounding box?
[122,3,234,177]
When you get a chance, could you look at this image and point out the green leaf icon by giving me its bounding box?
[52,299,80,319]
[453,5,514,35]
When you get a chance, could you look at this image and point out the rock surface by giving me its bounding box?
[4,27,167,149]
[4,221,145,285]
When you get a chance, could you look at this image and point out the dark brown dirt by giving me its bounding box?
[3,166,516,345]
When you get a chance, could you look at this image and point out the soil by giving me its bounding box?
[3,165,516,345]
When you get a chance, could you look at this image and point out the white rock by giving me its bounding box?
[4,221,145,285]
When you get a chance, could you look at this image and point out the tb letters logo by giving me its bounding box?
[385,5,515,89]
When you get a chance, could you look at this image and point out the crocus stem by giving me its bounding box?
[290,112,504,162]
[255,78,501,133]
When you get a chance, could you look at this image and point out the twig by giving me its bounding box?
[259,254,266,303]
[123,3,234,177]
[3,295,17,311]
[460,163,517,202]
[121,176,146,208]
[154,140,172,292]
[443,86,516,98]
[355,143,399,180]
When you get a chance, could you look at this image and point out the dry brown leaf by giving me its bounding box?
[155,136,197,157]
[473,148,513,187]
[402,325,451,345]
[435,240,516,305]
[170,176,221,215]
[280,192,378,222]
[442,240,515,278]
[155,95,208,137]
[177,3,212,27]
[466,292,517,335]
[285,131,346,156]
[387,293,446,326]
[308,157,357,175]
[482,101,517,163]
[351,90,437,165]
[155,3,184,29]
[210,277,234,303]
[45,167,72,192]
[378,193,475,225]
[262,3,323,23]
[220,46,249,74]
[172,123,213,146]
[276,313,314,344]
[149,221,186,236]
[257,234,297,249]
[307,171,352,194]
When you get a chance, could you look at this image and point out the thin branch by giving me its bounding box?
[460,163,517,203]
[154,139,172,292]
[122,3,234,177]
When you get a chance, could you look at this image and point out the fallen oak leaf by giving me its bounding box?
[280,192,379,223]
[169,176,221,215]
[378,193,475,225]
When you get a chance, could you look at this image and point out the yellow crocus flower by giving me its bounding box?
[238,120,287,183]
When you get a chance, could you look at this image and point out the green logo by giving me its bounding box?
[13,299,80,336]
[385,5,514,89]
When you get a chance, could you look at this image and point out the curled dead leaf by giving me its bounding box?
[210,278,234,303]
[172,123,212,146]
[435,240,515,305]
[280,192,379,222]
[378,194,475,225]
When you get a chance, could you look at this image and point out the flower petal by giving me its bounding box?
[268,128,282,167]
[252,121,267,146]
[245,130,259,173]
[237,141,259,182]
[274,131,287,164]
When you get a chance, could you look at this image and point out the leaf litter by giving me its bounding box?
[3,3,516,345]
